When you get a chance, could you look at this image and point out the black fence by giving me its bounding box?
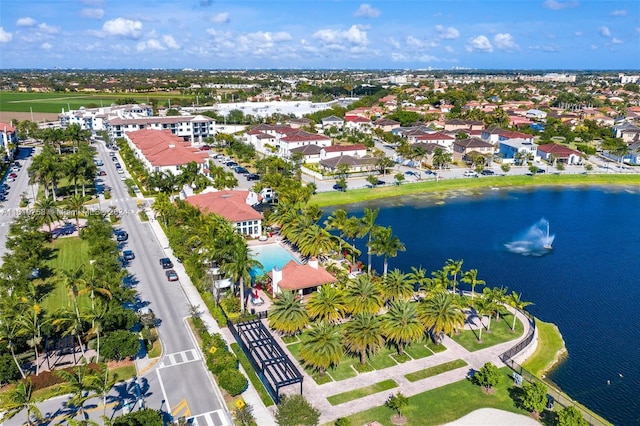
[498,309,536,363]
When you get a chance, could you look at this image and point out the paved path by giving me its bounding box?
[445,408,539,425]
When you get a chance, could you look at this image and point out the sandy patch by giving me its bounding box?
[444,408,539,426]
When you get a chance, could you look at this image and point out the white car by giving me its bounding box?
[463,170,478,177]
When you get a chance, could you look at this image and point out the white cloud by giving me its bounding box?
[210,12,229,24]
[38,23,60,34]
[313,25,368,47]
[610,10,627,16]
[466,35,493,52]
[435,25,459,40]
[136,39,166,52]
[598,26,611,37]
[405,36,438,49]
[163,35,180,49]
[354,4,381,18]
[444,45,455,53]
[239,31,292,45]
[494,33,519,51]
[0,27,12,43]
[80,8,104,19]
[612,38,623,44]
[16,17,36,27]
[41,42,52,50]
[574,31,583,36]
[529,44,560,52]
[387,37,400,49]
[103,18,143,39]
[543,0,579,10]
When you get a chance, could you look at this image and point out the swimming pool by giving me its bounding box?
[250,243,301,278]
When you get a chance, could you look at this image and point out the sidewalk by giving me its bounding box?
[141,203,276,426]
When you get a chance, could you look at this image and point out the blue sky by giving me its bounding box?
[0,0,638,70]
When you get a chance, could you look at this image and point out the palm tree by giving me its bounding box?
[418,292,465,343]
[86,363,117,418]
[483,286,508,321]
[368,226,406,277]
[472,296,496,341]
[64,154,84,196]
[358,208,379,275]
[35,197,59,233]
[178,161,200,187]
[381,300,424,355]
[306,285,346,324]
[430,268,450,292]
[299,321,343,376]
[56,361,96,421]
[0,379,42,426]
[64,194,86,228]
[79,266,112,313]
[407,266,430,293]
[445,259,464,294]
[85,303,107,362]
[220,237,262,315]
[298,225,334,260]
[506,291,533,331]
[343,313,384,365]
[380,269,414,303]
[461,269,486,298]
[152,192,174,226]
[0,309,27,379]
[268,291,309,336]
[344,274,383,315]
[324,208,350,258]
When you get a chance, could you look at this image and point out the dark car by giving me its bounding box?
[111,155,118,161]
[199,145,211,151]
[333,183,345,191]
[225,161,239,168]
[123,250,135,261]
[98,170,106,176]
[404,171,417,176]
[165,269,179,281]
[535,168,546,174]
[115,163,122,169]
[480,169,495,176]
[115,230,128,242]
[246,173,260,181]
[160,257,173,269]
[234,166,249,174]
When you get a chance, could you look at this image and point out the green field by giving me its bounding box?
[0,91,187,114]
[42,237,91,314]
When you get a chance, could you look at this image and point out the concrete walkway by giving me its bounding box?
[141,198,535,426]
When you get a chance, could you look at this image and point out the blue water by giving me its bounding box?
[250,243,301,278]
[336,187,640,425]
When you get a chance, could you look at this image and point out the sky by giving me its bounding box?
[0,0,638,70]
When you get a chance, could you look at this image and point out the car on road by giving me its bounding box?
[333,183,346,191]
[199,145,211,151]
[160,257,174,269]
[535,168,546,174]
[234,166,249,174]
[404,171,417,176]
[115,230,128,242]
[225,161,239,168]
[115,162,121,168]
[480,169,495,176]
[8,173,17,178]
[123,250,135,261]
[165,269,179,281]
[246,173,260,181]
[98,170,107,176]
[95,160,104,166]
[463,170,479,177]
[117,168,124,174]
[111,155,118,160]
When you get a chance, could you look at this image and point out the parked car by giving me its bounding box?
[333,183,345,191]
[160,257,173,269]
[123,250,135,261]
[8,173,17,178]
[225,161,238,168]
[463,170,479,177]
[404,171,417,176]
[246,173,260,181]
[199,145,211,151]
[535,168,546,174]
[165,269,179,281]
[98,170,107,176]
[111,155,118,161]
[95,160,104,166]
[480,169,495,176]
[234,166,249,174]
[115,163,121,168]
[115,230,128,242]
[117,168,124,174]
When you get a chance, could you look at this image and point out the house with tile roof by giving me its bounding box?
[185,190,263,238]
[536,143,583,165]
[481,126,534,145]
[0,122,18,160]
[444,119,484,132]
[345,115,372,133]
[321,115,344,131]
[319,154,377,173]
[320,144,367,160]
[452,138,495,162]
[373,118,401,132]
[125,129,210,175]
[270,257,337,297]
[244,124,332,158]
[413,132,456,152]
[497,138,540,163]
[289,144,322,163]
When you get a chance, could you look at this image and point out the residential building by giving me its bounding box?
[107,114,216,144]
[444,119,484,132]
[321,115,345,131]
[413,132,456,152]
[452,138,495,162]
[481,127,534,145]
[0,122,18,160]
[185,190,263,238]
[344,116,372,133]
[537,143,583,165]
[245,124,332,158]
[497,138,539,163]
[373,118,401,132]
[320,144,367,160]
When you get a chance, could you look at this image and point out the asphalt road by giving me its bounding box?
[1,143,230,425]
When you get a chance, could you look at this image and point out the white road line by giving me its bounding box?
[155,368,171,413]
[188,409,230,426]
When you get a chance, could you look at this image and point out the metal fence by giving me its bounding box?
[499,310,610,426]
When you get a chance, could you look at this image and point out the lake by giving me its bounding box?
[338,186,640,425]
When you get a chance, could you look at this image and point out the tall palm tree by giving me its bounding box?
[506,291,533,331]
[79,265,112,313]
[299,321,343,376]
[152,192,174,226]
[343,313,384,365]
[220,237,262,315]
[52,305,88,359]
[472,296,496,341]
[483,286,508,321]
[35,197,59,233]
[64,154,84,196]
[324,208,349,257]
[380,269,414,303]
[306,285,346,324]
[56,361,96,421]
[418,292,465,343]
[368,226,406,277]
[461,269,486,298]
[64,194,86,228]
[0,309,27,379]
[358,208,379,275]
[445,259,464,294]
[86,363,117,418]
[430,268,450,292]
[381,300,424,355]
[344,274,383,315]
[298,225,334,260]
[85,303,107,362]
[0,379,42,426]
[407,266,430,293]
[268,291,309,336]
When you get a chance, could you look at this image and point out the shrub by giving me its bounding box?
[112,408,164,426]
[206,349,237,375]
[220,294,241,314]
[0,353,21,385]
[219,368,248,396]
[101,330,140,361]
[521,381,548,415]
[473,362,502,391]
[557,406,589,426]
[275,394,320,426]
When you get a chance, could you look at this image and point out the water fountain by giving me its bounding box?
[504,218,555,256]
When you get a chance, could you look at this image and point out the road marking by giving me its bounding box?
[172,398,191,419]
[158,349,201,368]
[188,409,231,426]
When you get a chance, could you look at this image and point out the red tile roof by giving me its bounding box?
[537,143,581,157]
[275,260,337,291]
[345,116,371,123]
[185,190,262,222]
[0,123,16,133]
[281,130,331,143]
[415,132,454,141]
[128,129,209,167]
[322,144,367,152]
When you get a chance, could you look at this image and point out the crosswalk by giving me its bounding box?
[186,409,231,426]
[158,349,201,368]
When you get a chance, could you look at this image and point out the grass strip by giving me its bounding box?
[327,379,398,406]
[230,342,275,407]
[451,314,523,352]
[405,359,468,383]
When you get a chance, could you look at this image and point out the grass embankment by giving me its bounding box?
[311,173,640,207]
[327,367,529,426]
[522,319,566,377]
[327,379,398,406]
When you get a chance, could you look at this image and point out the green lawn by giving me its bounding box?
[451,314,523,351]
[42,237,91,314]
[327,379,398,406]
[404,359,468,383]
[522,319,566,377]
[331,368,530,426]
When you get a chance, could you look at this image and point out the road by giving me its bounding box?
[1,143,231,425]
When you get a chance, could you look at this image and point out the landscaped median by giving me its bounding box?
[404,359,468,383]
[327,379,398,406]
